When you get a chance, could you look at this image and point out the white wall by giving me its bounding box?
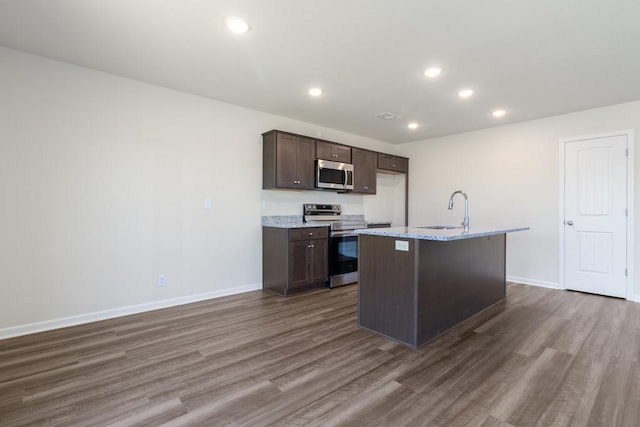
[398,101,640,295]
[262,171,406,226]
[0,47,404,333]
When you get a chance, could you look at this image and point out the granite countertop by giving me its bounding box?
[356,225,529,241]
[264,221,333,229]
[261,215,364,229]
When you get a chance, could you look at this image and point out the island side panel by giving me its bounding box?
[416,234,506,346]
[358,234,417,346]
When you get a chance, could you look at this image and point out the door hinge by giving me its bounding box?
[625,268,628,277]
[626,208,629,217]
[626,148,629,157]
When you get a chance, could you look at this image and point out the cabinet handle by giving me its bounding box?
[308,244,315,248]
[363,186,368,190]
[308,232,313,236]
[392,164,397,167]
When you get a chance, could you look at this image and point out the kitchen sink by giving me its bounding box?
[418,225,463,230]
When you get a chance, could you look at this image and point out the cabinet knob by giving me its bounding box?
[392,164,397,167]
[363,186,368,190]
[308,232,313,236]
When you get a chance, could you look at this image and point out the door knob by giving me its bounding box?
[566,220,574,226]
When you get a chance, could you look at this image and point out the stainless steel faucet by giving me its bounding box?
[448,190,469,230]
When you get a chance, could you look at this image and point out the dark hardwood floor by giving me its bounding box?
[1,283,639,426]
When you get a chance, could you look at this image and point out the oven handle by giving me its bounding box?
[330,230,360,237]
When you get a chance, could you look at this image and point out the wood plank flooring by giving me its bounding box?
[1,283,639,426]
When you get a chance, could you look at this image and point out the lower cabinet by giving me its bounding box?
[263,226,328,296]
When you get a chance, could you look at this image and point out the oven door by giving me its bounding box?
[329,231,359,287]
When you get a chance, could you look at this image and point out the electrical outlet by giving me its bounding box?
[395,240,409,251]
[157,274,166,287]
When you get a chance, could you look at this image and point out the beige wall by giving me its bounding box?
[0,47,403,333]
[398,101,640,298]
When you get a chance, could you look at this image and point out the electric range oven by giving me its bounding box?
[303,203,368,288]
[328,224,365,287]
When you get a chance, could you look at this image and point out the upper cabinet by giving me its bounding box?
[352,147,377,194]
[263,129,408,194]
[378,153,408,173]
[316,140,351,163]
[263,131,315,190]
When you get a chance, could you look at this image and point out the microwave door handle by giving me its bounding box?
[344,169,348,188]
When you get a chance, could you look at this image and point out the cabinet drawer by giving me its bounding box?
[378,153,408,173]
[289,227,328,241]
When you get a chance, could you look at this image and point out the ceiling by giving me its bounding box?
[1,0,639,144]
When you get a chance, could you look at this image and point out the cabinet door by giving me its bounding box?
[290,240,310,287]
[309,239,328,283]
[315,140,335,161]
[295,136,315,189]
[378,153,408,173]
[352,148,377,194]
[333,144,351,163]
[275,133,298,188]
[316,140,351,163]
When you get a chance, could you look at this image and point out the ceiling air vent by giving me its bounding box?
[375,112,399,120]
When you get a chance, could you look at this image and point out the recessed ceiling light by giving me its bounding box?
[458,89,474,98]
[424,67,442,78]
[492,109,507,117]
[225,17,250,34]
[408,122,419,130]
[308,87,323,97]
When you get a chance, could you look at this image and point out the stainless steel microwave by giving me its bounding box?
[316,159,354,190]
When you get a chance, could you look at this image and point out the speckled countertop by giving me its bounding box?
[356,226,529,241]
[261,215,365,228]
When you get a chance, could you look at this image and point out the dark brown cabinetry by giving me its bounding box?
[263,226,328,296]
[263,128,409,225]
[358,233,506,348]
[263,131,315,190]
[378,153,408,173]
[316,140,351,163]
[352,147,377,194]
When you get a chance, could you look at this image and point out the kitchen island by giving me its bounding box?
[356,225,528,348]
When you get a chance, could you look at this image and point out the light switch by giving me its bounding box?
[204,197,213,209]
[395,240,409,251]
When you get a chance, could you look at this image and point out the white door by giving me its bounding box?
[564,134,628,298]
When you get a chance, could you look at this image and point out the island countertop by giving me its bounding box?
[355,225,529,241]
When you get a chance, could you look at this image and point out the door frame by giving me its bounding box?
[558,130,635,300]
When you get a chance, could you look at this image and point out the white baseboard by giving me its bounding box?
[506,276,560,290]
[508,277,640,303]
[0,283,263,340]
